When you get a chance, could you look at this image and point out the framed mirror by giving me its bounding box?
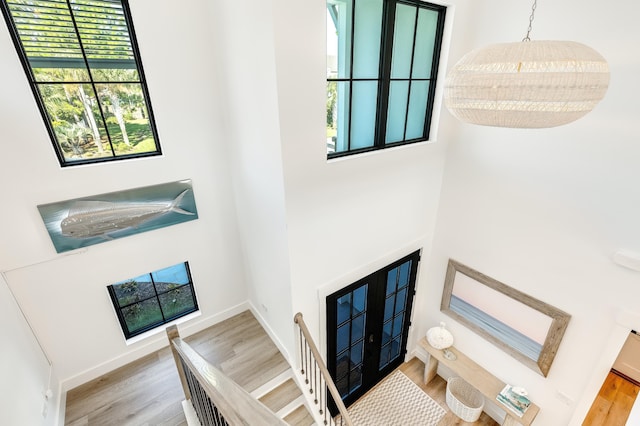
[441,259,570,377]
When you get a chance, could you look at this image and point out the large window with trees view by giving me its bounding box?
[326,0,446,157]
[107,262,198,339]
[1,0,161,166]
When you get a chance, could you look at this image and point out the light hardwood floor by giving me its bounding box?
[399,357,499,426]
[65,310,498,425]
[65,311,296,425]
[582,370,640,426]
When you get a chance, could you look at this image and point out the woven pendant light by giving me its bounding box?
[444,1,610,128]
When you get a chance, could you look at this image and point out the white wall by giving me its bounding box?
[275,0,450,347]
[211,0,296,359]
[415,1,640,425]
[0,274,58,426]
[0,0,248,393]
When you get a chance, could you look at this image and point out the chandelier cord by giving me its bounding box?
[522,0,537,42]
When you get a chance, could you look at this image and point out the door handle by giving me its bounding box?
[369,334,374,343]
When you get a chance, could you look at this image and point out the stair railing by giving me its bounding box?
[166,325,287,426]
[294,313,353,426]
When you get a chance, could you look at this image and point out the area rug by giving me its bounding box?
[338,370,446,425]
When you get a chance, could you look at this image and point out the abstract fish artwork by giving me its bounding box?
[38,180,198,253]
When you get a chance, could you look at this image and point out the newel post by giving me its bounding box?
[166,325,191,401]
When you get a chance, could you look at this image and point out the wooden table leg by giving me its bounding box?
[502,413,522,426]
[423,353,439,384]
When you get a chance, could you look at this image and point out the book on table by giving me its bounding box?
[496,385,531,417]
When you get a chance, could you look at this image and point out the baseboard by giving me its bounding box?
[248,302,292,363]
[59,301,251,392]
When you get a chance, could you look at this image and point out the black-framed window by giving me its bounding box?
[107,262,198,339]
[1,0,161,166]
[326,0,446,157]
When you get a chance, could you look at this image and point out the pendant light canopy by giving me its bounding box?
[443,1,610,128]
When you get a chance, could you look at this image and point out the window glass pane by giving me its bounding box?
[350,81,377,149]
[337,293,352,324]
[412,8,439,78]
[337,323,350,353]
[385,80,409,143]
[382,320,392,345]
[336,375,349,398]
[112,274,152,306]
[351,313,365,344]
[152,263,190,288]
[390,337,401,361]
[33,67,91,83]
[352,0,383,79]
[395,288,407,315]
[70,0,137,72]
[329,81,350,153]
[352,284,367,314]
[350,340,363,366]
[392,312,404,337]
[349,366,362,393]
[390,4,416,79]
[384,295,394,322]
[158,286,196,320]
[327,2,351,79]
[95,83,156,156]
[379,343,390,369]
[336,352,350,380]
[386,268,397,295]
[398,261,411,288]
[405,81,429,140]
[38,82,112,162]
[122,298,163,335]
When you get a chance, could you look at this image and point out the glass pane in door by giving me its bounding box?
[334,283,368,398]
[379,259,413,370]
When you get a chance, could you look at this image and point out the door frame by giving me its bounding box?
[325,249,420,409]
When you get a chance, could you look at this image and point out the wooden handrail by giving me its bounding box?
[167,325,286,425]
[294,312,353,426]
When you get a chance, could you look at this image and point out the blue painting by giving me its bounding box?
[449,295,543,361]
[37,179,198,253]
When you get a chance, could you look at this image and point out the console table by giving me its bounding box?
[418,337,540,425]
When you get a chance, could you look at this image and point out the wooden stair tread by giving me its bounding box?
[259,378,302,413]
[283,404,315,426]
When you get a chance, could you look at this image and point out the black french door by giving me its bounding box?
[326,250,420,410]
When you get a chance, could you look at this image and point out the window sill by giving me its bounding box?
[124,310,202,346]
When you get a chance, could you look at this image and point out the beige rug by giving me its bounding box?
[338,370,446,425]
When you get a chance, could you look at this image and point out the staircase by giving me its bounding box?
[174,310,316,426]
[250,369,314,425]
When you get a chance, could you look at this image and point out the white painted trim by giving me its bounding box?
[248,302,293,363]
[568,308,640,425]
[316,238,427,359]
[60,301,251,391]
[182,399,201,426]
[249,369,293,399]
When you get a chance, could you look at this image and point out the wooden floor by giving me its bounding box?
[582,370,640,426]
[399,358,499,426]
[65,310,498,425]
[65,311,293,425]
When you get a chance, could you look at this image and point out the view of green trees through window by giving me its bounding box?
[107,262,198,339]
[1,0,161,165]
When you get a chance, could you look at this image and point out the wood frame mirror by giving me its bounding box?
[441,259,571,377]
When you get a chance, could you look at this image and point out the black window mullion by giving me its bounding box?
[374,0,395,149]
[402,6,419,141]
[346,0,357,152]
[65,0,117,157]
[120,0,160,156]
[149,273,167,323]
[423,5,446,139]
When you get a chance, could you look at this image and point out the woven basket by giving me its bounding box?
[446,377,484,422]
